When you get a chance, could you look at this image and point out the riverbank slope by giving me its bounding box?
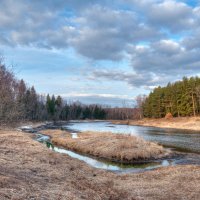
[0,129,200,199]
[111,117,200,131]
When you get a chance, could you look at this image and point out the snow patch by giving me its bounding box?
[20,125,33,129]
[71,133,78,139]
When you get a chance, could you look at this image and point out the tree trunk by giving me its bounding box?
[192,92,196,117]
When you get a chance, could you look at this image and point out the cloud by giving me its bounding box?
[89,69,166,88]
[126,0,196,32]
[88,34,200,88]
[182,28,200,50]
[60,92,134,106]
[1,0,200,94]
[0,1,198,57]
[151,40,182,55]
[129,42,193,76]
[148,1,195,32]
[71,5,160,60]
[63,92,132,99]
[0,0,161,59]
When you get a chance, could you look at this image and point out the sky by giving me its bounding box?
[0,0,200,106]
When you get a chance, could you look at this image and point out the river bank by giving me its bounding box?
[111,117,200,132]
[0,128,200,199]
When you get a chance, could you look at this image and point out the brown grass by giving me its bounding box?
[41,130,168,163]
[41,129,70,138]
[0,129,200,199]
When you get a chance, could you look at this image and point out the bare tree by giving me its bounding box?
[135,95,146,119]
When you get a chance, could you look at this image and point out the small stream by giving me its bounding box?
[21,121,200,173]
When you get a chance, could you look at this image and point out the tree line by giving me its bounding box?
[0,61,107,123]
[105,107,140,120]
[46,95,107,120]
[0,60,140,124]
[6,58,199,122]
[0,61,48,123]
[142,76,200,118]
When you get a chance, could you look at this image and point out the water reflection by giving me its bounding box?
[54,146,165,173]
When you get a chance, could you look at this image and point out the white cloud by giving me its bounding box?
[1,0,200,97]
[61,92,134,100]
[59,92,135,106]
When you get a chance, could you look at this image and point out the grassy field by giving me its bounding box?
[41,130,169,163]
[0,129,200,199]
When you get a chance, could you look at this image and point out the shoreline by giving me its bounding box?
[17,117,200,133]
[110,117,200,132]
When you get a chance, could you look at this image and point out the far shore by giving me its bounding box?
[111,116,200,132]
[13,116,200,133]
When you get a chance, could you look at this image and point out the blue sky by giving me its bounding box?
[1,0,200,106]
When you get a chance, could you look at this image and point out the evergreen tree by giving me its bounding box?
[46,94,56,118]
[143,76,200,118]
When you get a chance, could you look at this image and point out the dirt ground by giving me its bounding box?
[0,129,200,200]
[111,117,200,131]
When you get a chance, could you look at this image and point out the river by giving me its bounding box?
[64,121,200,153]
[25,121,200,173]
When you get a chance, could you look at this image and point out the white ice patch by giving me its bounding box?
[20,125,33,129]
[161,160,170,167]
[71,132,78,139]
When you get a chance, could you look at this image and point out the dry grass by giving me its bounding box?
[42,130,168,163]
[111,116,200,131]
[0,129,200,199]
[0,130,127,200]
[41,129,70,138]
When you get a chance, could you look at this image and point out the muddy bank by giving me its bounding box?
[0,129,200,199]
[111,117,200,132]
[41,129,173,164]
